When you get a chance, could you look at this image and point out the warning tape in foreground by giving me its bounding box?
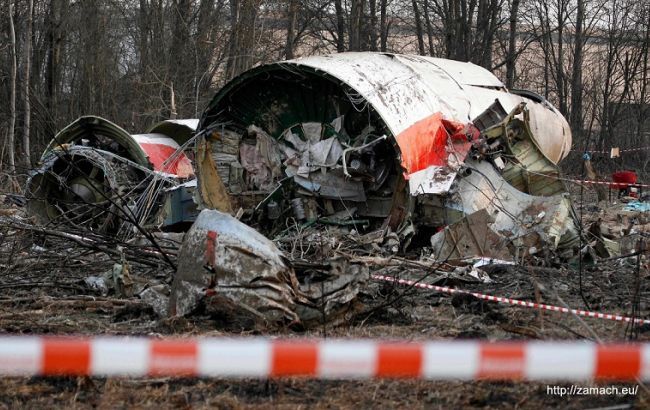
[0,336,649,380]
[372,274,650,325]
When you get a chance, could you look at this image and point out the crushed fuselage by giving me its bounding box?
[172,52,579,327]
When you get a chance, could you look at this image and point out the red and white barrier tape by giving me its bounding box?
[0,336,649,380]
[372,274,650,326]
[565,178,650,189]
[510,165,648,189]
[571,146,650,154]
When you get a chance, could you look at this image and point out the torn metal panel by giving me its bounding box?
[171,209,304,323]
[131,133,194,178]
[451,159,579,250]
[147,119,199,145]
[171,209,368,328]
[41,116,152,168]
[408,166,458,196]
[395,113,476,195]
[293,256,369,326]
[195,136,233,213]
[479,103,567,197]
[27,146,136,232]
[288,167,367,202]
[37,115,197,179]
[430,209,513,261]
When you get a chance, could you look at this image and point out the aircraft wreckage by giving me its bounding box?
[172,53,579,326]
[27,53,580,328]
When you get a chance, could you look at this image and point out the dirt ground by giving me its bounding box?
[0,188,648,409]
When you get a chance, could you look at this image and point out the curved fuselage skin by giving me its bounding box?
[202,52,571,165]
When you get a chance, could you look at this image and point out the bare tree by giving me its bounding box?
[349,0,363,51]
[635,6,649,165]
[569,0,585,134]
[22,0,33,168]
[505,0,520,88]
[422,0,436,56]
[45,0,66,120]
[7,1,17,182]
[379,0,388,51]
[428,0,504,68]
[531,0,571,115]
[226,0,261,79]
[170,0,192,111]
[335,0,346,52]
[285,0,298,59]
[0,0,646,179]
[412,0,425,55]
[367,0,378,51]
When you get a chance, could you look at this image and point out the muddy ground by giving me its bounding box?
[0,187,648,409]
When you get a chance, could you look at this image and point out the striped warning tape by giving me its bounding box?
[372,274,650,325]
[0,336,649,380]
[565,178,650,189]
[571,146,650,154]
[509,164,649,189]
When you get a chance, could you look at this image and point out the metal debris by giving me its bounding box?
[170,209,369,327]
[429,209,512,262]
[171,209,305,325]
[26,116,197,233]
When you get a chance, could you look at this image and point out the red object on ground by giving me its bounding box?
[611,170,637,191]
[612,170,637,184]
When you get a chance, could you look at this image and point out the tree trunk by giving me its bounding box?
[412,0,425,55]
[7,2,17,179]
[171,0,191,113]
[368,0,378,51]
[195,0,218,116]
[138,0,150,76]
[226,0,240,77]
[543,29,549,99]
[349,0,363,51]
[22,0,34,168]
[170,82,177,120]
[635,15,649,143]
[379,0,388,51]
[226,0,260,79]
[556,4,568,117]
[285,0,298,59]
[45,0,65,120]
[569,0,584,134]
[423,0,435,56]
[505,0,520,88]
[473,0,498,68]
[441,0,474,61]
[335,0,346,52]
